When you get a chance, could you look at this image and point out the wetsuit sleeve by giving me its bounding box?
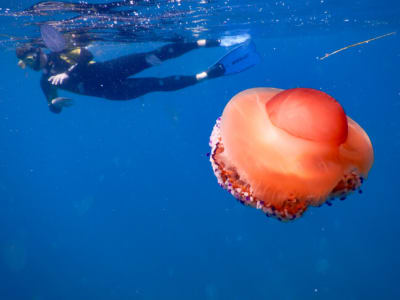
[40,74,61,113]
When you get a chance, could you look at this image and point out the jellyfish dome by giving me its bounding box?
[209,88,374,221]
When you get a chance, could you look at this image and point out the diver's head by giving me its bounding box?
[16,44,47,71]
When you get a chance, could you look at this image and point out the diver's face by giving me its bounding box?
[18,52,41,71]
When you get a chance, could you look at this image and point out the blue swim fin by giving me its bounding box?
[208,41,260,77]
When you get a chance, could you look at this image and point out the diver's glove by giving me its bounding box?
[49,97,74,113]
[48,72,69,85]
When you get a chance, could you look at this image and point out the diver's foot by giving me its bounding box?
[196,71,207,81]
[196,39,221,48]
[196,63,226,81]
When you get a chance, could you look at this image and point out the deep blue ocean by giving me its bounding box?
[0,1,399,299]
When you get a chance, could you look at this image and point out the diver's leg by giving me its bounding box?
[149,39,220,62]
[104,75,201,100]
[101,40,221,79]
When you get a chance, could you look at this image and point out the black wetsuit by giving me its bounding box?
[40,41,218,113]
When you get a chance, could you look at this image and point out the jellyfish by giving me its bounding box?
[209,88,374,221]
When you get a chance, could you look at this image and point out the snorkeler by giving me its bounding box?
[16,35,259,114]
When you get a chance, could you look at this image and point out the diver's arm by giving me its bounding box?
[41,75,61,113]
[48,48,94,85]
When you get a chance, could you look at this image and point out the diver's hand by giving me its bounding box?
[51,97,74,108]
[48,97,74,114]
[48,72,69,85]
[49,97,74,114]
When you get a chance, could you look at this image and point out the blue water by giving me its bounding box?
[0,1,400,299]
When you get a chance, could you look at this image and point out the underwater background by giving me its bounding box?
[0,0,399,299]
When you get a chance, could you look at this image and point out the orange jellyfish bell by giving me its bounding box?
[209,88,374,221]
